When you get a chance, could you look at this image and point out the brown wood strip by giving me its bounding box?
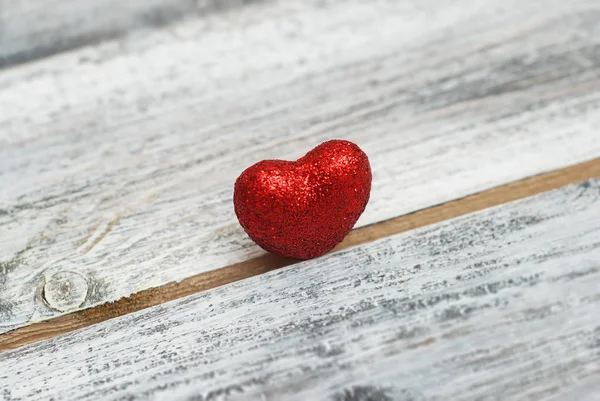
[1,157,599,352]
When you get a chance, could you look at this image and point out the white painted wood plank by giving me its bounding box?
[0,0,258,69]
[2,0,600,332]
[2,180,600,400]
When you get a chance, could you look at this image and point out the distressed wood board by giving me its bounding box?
[2,180,600,400]
[0,0,238,69]
[2,0,600,333]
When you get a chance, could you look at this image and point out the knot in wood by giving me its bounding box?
[43,270,89,312]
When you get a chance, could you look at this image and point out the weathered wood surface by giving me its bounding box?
[0,0,251,69]
[2,180,600,400]
[2,0,600,334]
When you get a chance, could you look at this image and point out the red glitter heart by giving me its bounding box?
[234,140,372,260]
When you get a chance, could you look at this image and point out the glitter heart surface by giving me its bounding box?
[234,140,372,260]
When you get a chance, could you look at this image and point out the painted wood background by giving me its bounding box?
[1,180,599,400]
[2,0,600,333]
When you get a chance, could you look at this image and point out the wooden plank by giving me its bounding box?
[2,0,600,334]
[1,157,600,352]
[2,179,600,400]
[0,0,261,69]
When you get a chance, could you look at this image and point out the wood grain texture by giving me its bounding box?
[2,180,600,401]
[2,0,600,333]
[0,0,264,69]
[1,157,600,352]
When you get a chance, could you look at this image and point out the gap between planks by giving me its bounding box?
[1,157,599,353]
